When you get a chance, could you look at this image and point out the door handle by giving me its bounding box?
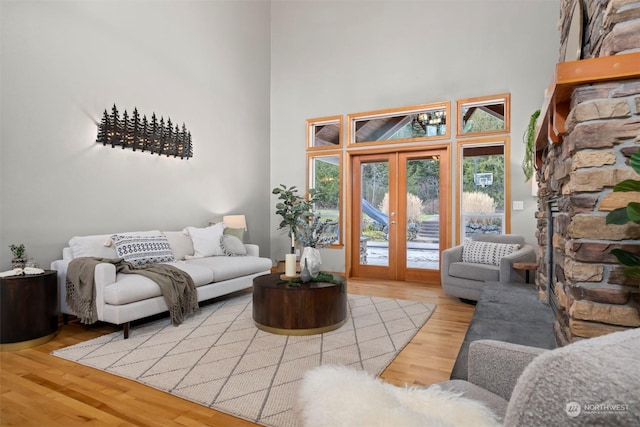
[390,221,396,225]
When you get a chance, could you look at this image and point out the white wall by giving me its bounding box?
[270,0,559,272]
[0,0,271,269]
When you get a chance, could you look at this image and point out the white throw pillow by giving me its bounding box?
[185,223,225,257]
[462,239,521,266]
[111,233,175,266]
[69,234,118,259]
[221,235,247,256]
[162,231,194,260]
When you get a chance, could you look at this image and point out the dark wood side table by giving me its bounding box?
[513,262,537,284]
[252,272,347,335]
[0,270,59,351]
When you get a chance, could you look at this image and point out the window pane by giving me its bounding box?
[457,93,510,136]
[308,116,342,149]
[349,102,450,145]
[461,145,506,239]
[309,154,341,245]
[354,108,447,143]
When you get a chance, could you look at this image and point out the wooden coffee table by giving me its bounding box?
[252,272,347,335]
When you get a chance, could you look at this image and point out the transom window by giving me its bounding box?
[307,115,342,150]
[348,102,450,146]
[456,93,510,137]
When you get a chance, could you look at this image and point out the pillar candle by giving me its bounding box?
[285,253,297,277]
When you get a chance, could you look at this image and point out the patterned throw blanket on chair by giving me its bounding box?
[66,257,199,325]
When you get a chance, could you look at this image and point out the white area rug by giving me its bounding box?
[52,292,436,427]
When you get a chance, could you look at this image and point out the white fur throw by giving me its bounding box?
[295,365,499,427]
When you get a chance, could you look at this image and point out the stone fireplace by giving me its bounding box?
[535,0,640,345]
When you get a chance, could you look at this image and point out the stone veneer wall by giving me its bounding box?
[536,0,640,345]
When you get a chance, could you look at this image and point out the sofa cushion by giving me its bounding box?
[103,262,215,305]
[163,231,194,261]
[221,235,247,256]
[462,240,520,266]
[163,262,215,287]
[111,233,175,266]
[184,256,272,282]
[104,274,163,305]
[504,328,640,427]
[449,261,500,282]
[450,282,555,381]
[185,223,225,257]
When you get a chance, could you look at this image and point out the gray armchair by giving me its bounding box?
[439,327,640,425]
[441,234,535,301]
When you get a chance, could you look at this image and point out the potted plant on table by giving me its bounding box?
[296,213,338,278]
[9,244,26,269]
[272,184,322,254]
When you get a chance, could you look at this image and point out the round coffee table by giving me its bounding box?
[252,272,347,335]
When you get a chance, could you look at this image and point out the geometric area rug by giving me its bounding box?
[51,292,436,427]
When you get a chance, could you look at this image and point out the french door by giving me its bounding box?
[350,147,449,283]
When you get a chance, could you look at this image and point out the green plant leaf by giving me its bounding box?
[607,150,640,282]
[622,266,640,279]
[521,110,540,182]
[610,249,640,267]
[630,150,640,174]
[612,179,640,192]
[606,207,629,225]
[628,202,640,223]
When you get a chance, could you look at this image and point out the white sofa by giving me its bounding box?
[51,228,273,338]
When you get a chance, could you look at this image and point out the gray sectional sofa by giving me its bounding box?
[450,281,556,380]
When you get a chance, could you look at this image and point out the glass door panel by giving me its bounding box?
[404,157,440,271]
[359,159,391,268]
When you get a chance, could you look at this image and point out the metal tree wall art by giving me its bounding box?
[96,104,193,159]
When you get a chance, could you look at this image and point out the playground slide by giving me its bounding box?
[361,199,388,227]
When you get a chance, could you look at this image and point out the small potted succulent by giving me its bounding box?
[9,244,26,269]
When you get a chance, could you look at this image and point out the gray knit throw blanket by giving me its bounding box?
[66,257,199,325]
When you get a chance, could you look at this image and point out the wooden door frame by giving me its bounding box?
[346,144,450,283]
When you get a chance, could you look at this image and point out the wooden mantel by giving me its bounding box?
[534,52,640,166]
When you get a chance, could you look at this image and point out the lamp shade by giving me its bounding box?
[223,215,247,230]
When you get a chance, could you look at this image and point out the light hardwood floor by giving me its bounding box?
[0,278,474,426]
